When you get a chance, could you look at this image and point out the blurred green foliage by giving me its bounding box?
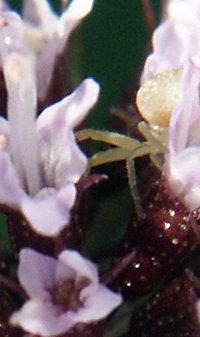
[82,0,161,128]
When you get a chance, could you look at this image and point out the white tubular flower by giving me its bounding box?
[23,0,95,100]
[0,50,100,236]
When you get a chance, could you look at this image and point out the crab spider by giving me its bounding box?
[76,126,166,217]
[76,69,181,216]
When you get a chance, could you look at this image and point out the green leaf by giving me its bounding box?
[83,182,133,259]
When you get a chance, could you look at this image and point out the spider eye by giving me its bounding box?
[136,69,182,127]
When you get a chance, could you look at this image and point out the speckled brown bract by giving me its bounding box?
[26,322,104,337]
[61,322,104,337]
[130,272,200,337]
[3,205,82,257]
[119,179,198,293]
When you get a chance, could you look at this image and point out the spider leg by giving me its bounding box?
[76,129,141,150]
[89,147,132,168]
[88,141,154,169]
[125,140,161,218]
[126,158,144,219]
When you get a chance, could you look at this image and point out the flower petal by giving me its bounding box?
[38,79,99,187]
[141,0,200,82]
[169,59,200,153]
[36,0,95,99]
[4,51,41,196]
[166,58,200,210]
[38,77,100,130]
[53,131,87,187]
[10,298,74,337]
[18,248,57,299]
[23,0,58,37]
[167,148,200,210]
[57,250,98,284]
[21,184,76,236]
[57,0,95,39]
[72,284,122,323]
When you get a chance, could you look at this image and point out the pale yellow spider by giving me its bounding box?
[76,68,181,216]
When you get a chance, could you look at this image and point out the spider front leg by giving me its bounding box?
[76,128,142,170]
[76,128,162,216]
[76,128,156,169]
[76,128,141,150]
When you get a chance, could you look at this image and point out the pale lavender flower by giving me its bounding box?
[164,56,200,211]
[10,248,122,337]
[0,0,95,100]
[23,0,95,100]
[0,51,99,236]
[141,0,200,83]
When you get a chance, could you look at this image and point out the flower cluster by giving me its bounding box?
[0,1,123,336]
[2,0,200,336]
